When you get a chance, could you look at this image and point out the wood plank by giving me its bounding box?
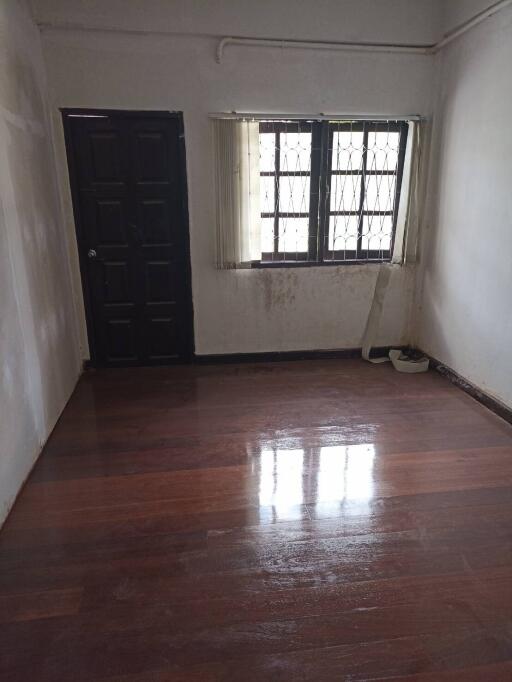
[1,359,511,680]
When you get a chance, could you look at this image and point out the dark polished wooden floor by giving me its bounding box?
[1,360,512,681]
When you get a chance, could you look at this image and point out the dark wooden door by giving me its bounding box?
[64,111,193,366]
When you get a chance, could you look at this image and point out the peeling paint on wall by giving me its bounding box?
[0,1,81,526]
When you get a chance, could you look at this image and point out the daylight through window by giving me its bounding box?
[258,120,409,264]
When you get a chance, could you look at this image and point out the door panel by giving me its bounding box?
[89,132,123,182]
[65,111,193,366]
[105,318,138,362]
[137,199,172,245]
[95,200,128,245]
[134,131,170,183]
[145,316,178,362]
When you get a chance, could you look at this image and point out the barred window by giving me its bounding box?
[258,120,408,265]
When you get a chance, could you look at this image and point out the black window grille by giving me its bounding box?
[258,120,409,265]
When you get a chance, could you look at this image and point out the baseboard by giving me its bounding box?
[196,346,512,425]
[84,347,408,368]
[426,354,512,426]
[194,346,406,364]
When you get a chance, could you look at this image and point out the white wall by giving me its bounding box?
[32,0,443,45]
[416,4,512,408]
[35,0,436,357]
[0,1,81,525]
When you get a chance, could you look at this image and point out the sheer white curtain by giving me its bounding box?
[391,120,425,264]
[213,119,261,269]
[362,120,427,362]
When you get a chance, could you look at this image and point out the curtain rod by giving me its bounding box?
[209,113,425,122]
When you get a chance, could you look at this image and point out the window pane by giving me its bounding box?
[261,217,274,253]
[330,175,361,212]
[367,131,399,171]
[255,120,406,264]
[259,133,275,172]
[364,175,396,213]
[361,215,393,252]
[328,215,359,252]
[279,132,311,172]
[260,175,275,214]
[279,175,310,213]
[278,217,309,253]
[332,130,364,171]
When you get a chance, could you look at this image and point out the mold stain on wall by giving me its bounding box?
[260,269,298,312]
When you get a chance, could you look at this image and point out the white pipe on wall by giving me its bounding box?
[216,0,512,63]
[215,37,431,63]
[434,0,512,51]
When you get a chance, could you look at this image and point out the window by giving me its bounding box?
[259,121,313,261]
[257,120,409,265]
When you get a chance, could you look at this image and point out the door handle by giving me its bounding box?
[87,249,104,261]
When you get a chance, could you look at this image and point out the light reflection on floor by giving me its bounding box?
[257,444,376,519]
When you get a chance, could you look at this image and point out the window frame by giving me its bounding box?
[254,119,409,268]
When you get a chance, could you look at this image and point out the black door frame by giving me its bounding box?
[61,108,195,366]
